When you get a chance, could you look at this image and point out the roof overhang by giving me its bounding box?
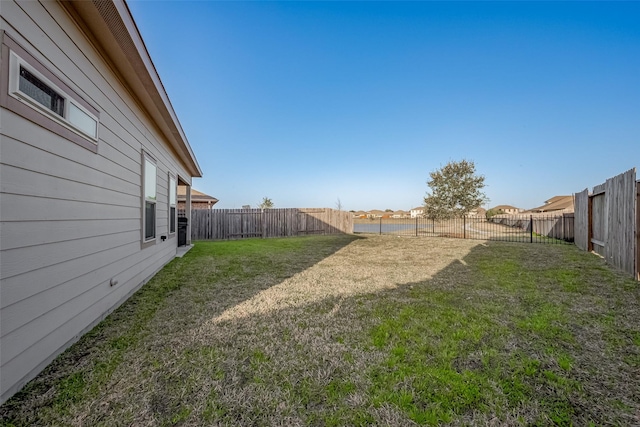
[62,0,202,177]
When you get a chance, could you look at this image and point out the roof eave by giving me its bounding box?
[64,0,202,177]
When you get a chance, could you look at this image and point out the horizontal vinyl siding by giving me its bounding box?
[0,1,193,402]
[1,229,138,280]
[0,218,140,251]
[1,243,178,400]
[1,129,140,192]
[1,240,141,308]
[0,193,141,222]
[1,164,140,209]
[1,242,177,362]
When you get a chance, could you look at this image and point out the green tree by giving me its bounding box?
[258,197,274,209]
[485,208,504,219]
[423,159,488,220]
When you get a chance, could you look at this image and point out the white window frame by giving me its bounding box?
[142,152,157,246]
[168,174,177,235]
[8,50,99,143]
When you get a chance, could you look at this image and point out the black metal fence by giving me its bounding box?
[353,214,574,244]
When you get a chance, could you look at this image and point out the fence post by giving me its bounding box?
[530,215,533,243]
[463,216,466,239]
[222,210,226,240]
[588,196,594,252]
[637,181,640,281]
[379,217,382,235]
[416,216,418,237]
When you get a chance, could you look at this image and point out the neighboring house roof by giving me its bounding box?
[410,206,424,211]
[528,195,574,212]
[394,210,408,215]
[491,205,520,211]
[64,1,202,177]
[177,187,218,204]
[545,196,571,205]
[369,210,386,216]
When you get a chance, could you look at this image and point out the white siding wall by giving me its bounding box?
[0,1,192,403]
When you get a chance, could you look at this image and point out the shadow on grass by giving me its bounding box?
[2,236,639,426]
[181,239,639,426]
[0,234,362,425]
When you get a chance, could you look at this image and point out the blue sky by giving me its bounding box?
[127,1,640,211]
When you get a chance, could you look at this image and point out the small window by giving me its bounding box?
[169,175,176,234]
[68,102,97,138]
[19,67,65,116]
[143,155,157,242]
[9,51,99,142]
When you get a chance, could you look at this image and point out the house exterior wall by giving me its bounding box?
[0,1,195,403]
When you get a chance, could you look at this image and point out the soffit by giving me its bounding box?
[63,0,202,177]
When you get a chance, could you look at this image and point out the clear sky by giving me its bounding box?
[127,1,640,211]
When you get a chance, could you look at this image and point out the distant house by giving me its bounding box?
[392,210,409,218]
[368,209,386,218]
[490,205,522,215]
[352,210,368,218]
[468,207,487,217]
[178,187,218,210]
[0,0,201,403]
[410,207,424,218]
[528,195,574,213]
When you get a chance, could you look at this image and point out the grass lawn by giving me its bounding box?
[1,235,639,426]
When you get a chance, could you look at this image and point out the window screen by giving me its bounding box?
[169,176,176,233]
[19,67,64,116]
[144,157,157,241]
[145,201,156,240]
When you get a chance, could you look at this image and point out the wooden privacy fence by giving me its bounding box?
[190,208,353,240]
[489,213,574,241]
[574,168,639,280]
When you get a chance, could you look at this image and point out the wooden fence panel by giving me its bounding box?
[573,168,637,279]
[574,189,589,251]
[190,208,211,240]
[564,213,574,241]
[530,215,571,240]
[490,213,574,241]
[189,208,353,241]
[605,169,636,276]
[298,209,328,235]
[591,193,606,256]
